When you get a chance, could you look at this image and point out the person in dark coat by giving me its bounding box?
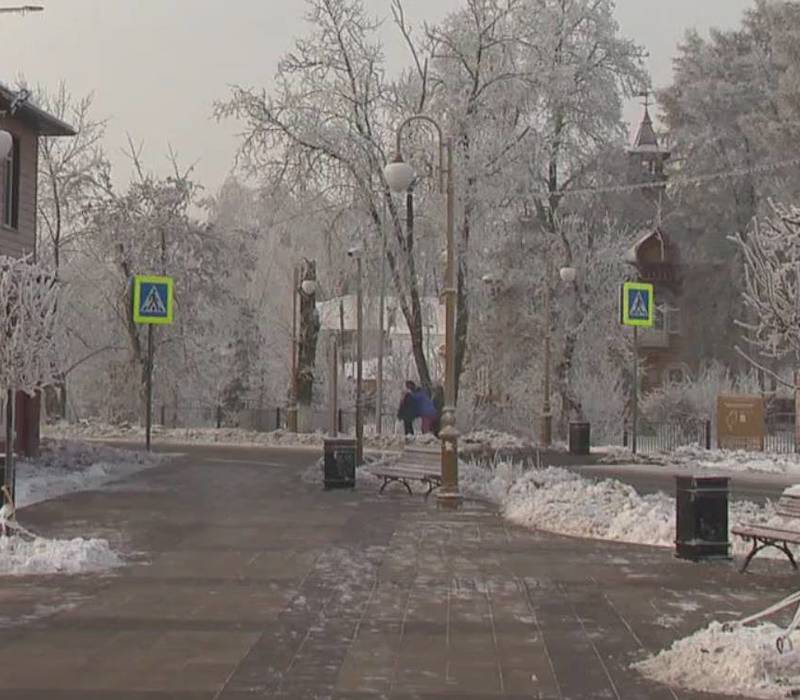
[397,380,417,435]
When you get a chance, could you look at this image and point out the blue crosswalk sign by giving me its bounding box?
[133,275,174,325]
[621,282,654,327]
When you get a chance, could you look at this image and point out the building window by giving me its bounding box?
[3,135,20,229]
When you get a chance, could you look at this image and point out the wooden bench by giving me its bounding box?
[733,488,800,573]
[367,446,442,496]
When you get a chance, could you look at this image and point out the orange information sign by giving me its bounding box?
[717,395,765,451]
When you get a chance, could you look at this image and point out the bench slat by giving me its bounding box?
[732,526,800,543]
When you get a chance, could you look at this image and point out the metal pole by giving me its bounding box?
[329,335,338,436]
[376,198,387,435]
[146,324,154,452]
[632,326,638,456]
[541,253,553,447]
[355,257,364,465]
[438,138,461,507]
[288,266,299,432]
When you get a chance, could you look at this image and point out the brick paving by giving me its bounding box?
[0,443,796,699]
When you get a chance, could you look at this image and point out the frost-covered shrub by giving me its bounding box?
[641,362,764,427]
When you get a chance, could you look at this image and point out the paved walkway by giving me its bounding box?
[0,443,796,699]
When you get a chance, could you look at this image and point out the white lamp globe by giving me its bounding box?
[383,158,416,193]
[301,279,316,295]
[559,266,577,283]
[0,130,12,161]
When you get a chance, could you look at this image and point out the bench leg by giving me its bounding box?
[379,476,413,495]
[740,538,763,573]
[781,543,799,570]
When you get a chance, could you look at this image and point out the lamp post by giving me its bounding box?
[384,115,461,508]
[288,265,299,433]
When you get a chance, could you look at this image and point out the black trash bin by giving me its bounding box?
[568,422,591,456]
[675,476,731,560]
[323,437,356,490]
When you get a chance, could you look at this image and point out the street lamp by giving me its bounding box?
[0,6,43,14]
[347,245,364,465]
[383,115,461,508]
[540,261,579,447]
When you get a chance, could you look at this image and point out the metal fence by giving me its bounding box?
[622,415,798,454]
[624,420,710,454]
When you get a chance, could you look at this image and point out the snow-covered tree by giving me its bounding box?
[731,202,800,366]
[0,256,61,495]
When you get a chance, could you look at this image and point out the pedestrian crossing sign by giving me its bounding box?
[620,282,654,328]
[133,275,174,325]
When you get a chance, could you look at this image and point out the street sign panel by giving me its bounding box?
[133,275,174,325]
[620,282,654,328]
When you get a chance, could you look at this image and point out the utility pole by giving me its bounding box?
[541,252,553,447]
[355,254,364,464]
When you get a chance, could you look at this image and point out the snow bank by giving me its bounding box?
[0,535,122,576]
[634,621,800,699]
[599,444,800,475]
[15,439,166,508]
[461,460,792,556]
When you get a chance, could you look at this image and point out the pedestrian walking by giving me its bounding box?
[397,380,417,436]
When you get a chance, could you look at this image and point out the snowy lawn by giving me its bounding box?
[599,444,800,475]
[634,621,800,699]
[1,439,166,576]
[45,419,533,454]
[461,460,793,559]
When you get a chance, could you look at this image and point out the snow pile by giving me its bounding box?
[461,460,792,556]
[0,535,123,575]
[634,621,800,699]
[15,439,166,508]
[669,445,800,474]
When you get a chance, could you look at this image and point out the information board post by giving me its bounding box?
[132,275,174,452]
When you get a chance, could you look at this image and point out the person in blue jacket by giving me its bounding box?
[412,384,438,434]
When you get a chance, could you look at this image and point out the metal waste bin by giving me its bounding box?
[675,476,730,560]
[568,422,591,456]
[323,437,356,490]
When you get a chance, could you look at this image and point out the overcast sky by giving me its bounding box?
[0,0,754,192]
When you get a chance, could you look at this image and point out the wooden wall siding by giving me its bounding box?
[0,115,38,258]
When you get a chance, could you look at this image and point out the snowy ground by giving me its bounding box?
[634,620,800,698]
[44,419,532,454]
[1,439,166,576]
[15,439,166,507]
[599,444,800,475]
[461,460,791,559]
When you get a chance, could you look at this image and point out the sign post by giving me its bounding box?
[132,275,174,451]
[620,282,655,455]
